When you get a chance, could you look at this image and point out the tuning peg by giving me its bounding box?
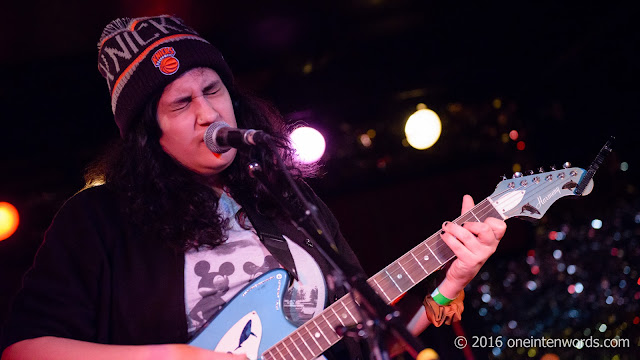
[513,172,523,178]
[501,175,507,180]
[538,167,545,173]
[563,162,571,169]
[551,165,557,171]
[527,170,534,175]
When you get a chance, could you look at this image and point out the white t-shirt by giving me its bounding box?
[184,193,326,335]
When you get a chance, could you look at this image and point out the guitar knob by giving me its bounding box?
[513,172,523,178]
[563,162,571,169]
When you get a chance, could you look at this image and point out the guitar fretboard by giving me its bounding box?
[261,198,502,360]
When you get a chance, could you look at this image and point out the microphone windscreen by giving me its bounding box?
[204,121,231,154]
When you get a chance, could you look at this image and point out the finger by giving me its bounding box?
[461,194,475,214]
[442,222,478,246]
[440,230,473,259]
[455,222,496,246]
[485,217,507,241]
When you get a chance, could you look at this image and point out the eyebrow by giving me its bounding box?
[202,80,221,93]
[169,80,221,105]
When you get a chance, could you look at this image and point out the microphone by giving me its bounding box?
[204,121,271,154]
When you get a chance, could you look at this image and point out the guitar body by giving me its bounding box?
[190,269,324,360]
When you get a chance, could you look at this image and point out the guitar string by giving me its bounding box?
[403,173,576,289]
[369,199,497,298]
[373,170,580,298]
[274,184,516,356]
[267,293,358,359]
[265,170,580,359]
[425,170,578,261]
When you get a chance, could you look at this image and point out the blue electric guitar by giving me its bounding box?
[189,164,599,359]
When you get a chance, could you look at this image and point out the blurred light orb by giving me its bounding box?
[0,202,19,241]
[620,162,629,171]
[359,134,372,147]
[509,130,519,141]
[557,263,566,272]
[404,104,441,150]
[512,163,522,173]
[290,126,326,163]
[591,219,603,229]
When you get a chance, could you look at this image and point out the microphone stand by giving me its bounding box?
[246,139,426,360]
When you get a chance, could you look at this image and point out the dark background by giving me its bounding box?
[1,1,638,358]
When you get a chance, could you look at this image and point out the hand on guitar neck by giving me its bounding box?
[437,194,506,300]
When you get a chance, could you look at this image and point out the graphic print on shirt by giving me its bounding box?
[188,261,234,328]
[243,255,280,280]
[185,193,327,338]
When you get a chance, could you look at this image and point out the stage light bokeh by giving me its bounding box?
[404,104,442,150]
[290,126,326,163]
[0,202,19,241]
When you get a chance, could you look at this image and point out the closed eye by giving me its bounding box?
[203,82,221,96]
[170,96,192,111]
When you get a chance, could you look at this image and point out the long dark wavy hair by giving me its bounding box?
[86,83,314,250]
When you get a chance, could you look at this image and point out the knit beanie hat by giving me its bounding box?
[97,15,234,136]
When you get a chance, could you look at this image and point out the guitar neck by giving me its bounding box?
[262,198,502,360]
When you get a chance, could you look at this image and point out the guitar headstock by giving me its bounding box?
[488,164,594,220]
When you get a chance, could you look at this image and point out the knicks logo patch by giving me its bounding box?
[151,46,180,75]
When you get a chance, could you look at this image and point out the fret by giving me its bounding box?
[424,240,443,264]
[293,330,314,358]
[275,344,286,360]
[283,336,303,359]
[397,256,417,283]
[370,276,392,302]
[329,306,346,327]
[278,340,294,360]
[410,251,429,275]
[262,349,273,360]
[432,241,455,263]
[384,262,414,292]
[310,318,332,345]
[384,269,402,292]
[302,323,324,351]
[319,313,341,343]
[468,209,481,222]
[413,244,441,274]
[338,299,359,325]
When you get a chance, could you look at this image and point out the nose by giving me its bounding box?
[193,95,218,126]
